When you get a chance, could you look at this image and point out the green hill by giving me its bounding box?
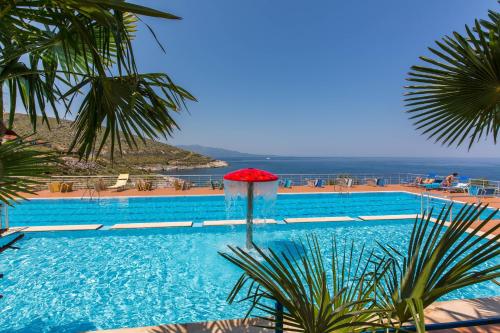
[6,113,226,175]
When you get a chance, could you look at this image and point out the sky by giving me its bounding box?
[80,1,500,157]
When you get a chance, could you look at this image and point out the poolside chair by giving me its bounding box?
[108,174,129,192]
[136,180,153,191]
[60,182,73,193]
[469,185,497,198]
[182,180,192,191]
[422,179,443,190]
[366,178,381,187]
[477,187,497,197]
[173,179,183,191]
[314,179,325,188]
[48,182,62,193]
[210,180,224,190]
[283,179,292,188]
[442,176,469,193]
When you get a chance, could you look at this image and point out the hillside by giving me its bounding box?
[177,144,276,159]
[6,113,227,175]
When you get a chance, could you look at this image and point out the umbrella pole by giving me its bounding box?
[246,182,254,249]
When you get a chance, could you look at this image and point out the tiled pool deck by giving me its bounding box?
[87,297,500,333]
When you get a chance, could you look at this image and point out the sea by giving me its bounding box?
[165,156,500,181]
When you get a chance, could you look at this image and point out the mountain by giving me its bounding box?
[177,145,272,159]
[6,114,227,175]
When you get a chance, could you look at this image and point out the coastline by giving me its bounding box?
[138,159,228,173]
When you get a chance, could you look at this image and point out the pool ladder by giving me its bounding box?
[420,193,456,223]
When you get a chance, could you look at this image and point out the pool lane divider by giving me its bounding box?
[203,219,277,226]
[22,224,103,232]
[110,221,193,229]
[284,216,355,224]
[358,214,418,221]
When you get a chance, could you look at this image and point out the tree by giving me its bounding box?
[222,204,500,333]
[0,0,195,203]
[405,7,500,148]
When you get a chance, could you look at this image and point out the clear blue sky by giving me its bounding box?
[134,0,498,157]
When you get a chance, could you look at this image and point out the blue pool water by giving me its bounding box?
[5,192,499,226]
[0,221,499,332]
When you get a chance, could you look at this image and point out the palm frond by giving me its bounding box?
[405,8,500,148]
[65,73,196,160]
[376,204,500,322]
[0,139,57,205]
[220,236,392,333]
[0,0,192,161]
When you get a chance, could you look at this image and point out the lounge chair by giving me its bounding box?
[283,179,292,188]
[314,179,325,188]
[108,174,129,191]
[477,188,497,197]
[366,178,382,187]
[61,182,73,193]
[136,180,152,191]
[469,185,497,197]
[182,180,192,191]
[48,182,62,193]
[422,179,443,190]
[210,180,224,190]
[442,177,469,193]
[173,179,183,191]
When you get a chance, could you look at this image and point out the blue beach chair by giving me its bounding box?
[314,179,324,188]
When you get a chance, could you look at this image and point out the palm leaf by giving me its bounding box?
[0,0,192,161]
[220,235,392,333]
[376,204,500,322]
[0,139,57,205]
[405,7,500,148]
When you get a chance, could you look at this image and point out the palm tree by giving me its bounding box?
[221,204,500,333]
[405,8,499,148]
[376,204,499,331]
[0,1,195,203]
[220,236,393,333]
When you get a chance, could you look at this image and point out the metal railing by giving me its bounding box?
[15,172,500,193]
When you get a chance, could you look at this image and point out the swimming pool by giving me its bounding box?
[1,220,499,332]
[5,192,499,226]
[1,192,498,332]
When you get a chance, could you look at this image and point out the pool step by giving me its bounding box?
[284,216,355,224]
[358,214,418,221]
[22,224,103,232]
[110,222,193,229]
[203,219,277,226]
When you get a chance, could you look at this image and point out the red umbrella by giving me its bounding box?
[224,168,279,249]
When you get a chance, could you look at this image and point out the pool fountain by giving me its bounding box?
[223,168,279,249]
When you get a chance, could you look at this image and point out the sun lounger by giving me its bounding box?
[469,185,497,197]
[60,182,73,193]
[314,179,325,187]
[108,174,129,191]
[48,182,61,193]
[136,180,152,191]
[366,178,383,187]
[210,180,224,190]
[284,179,292,188]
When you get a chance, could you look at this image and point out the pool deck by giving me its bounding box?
[22,184,500,236]
[88,297,500,333]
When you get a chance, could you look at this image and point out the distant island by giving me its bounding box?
[7,114,228,175]
[177,144,276,159]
